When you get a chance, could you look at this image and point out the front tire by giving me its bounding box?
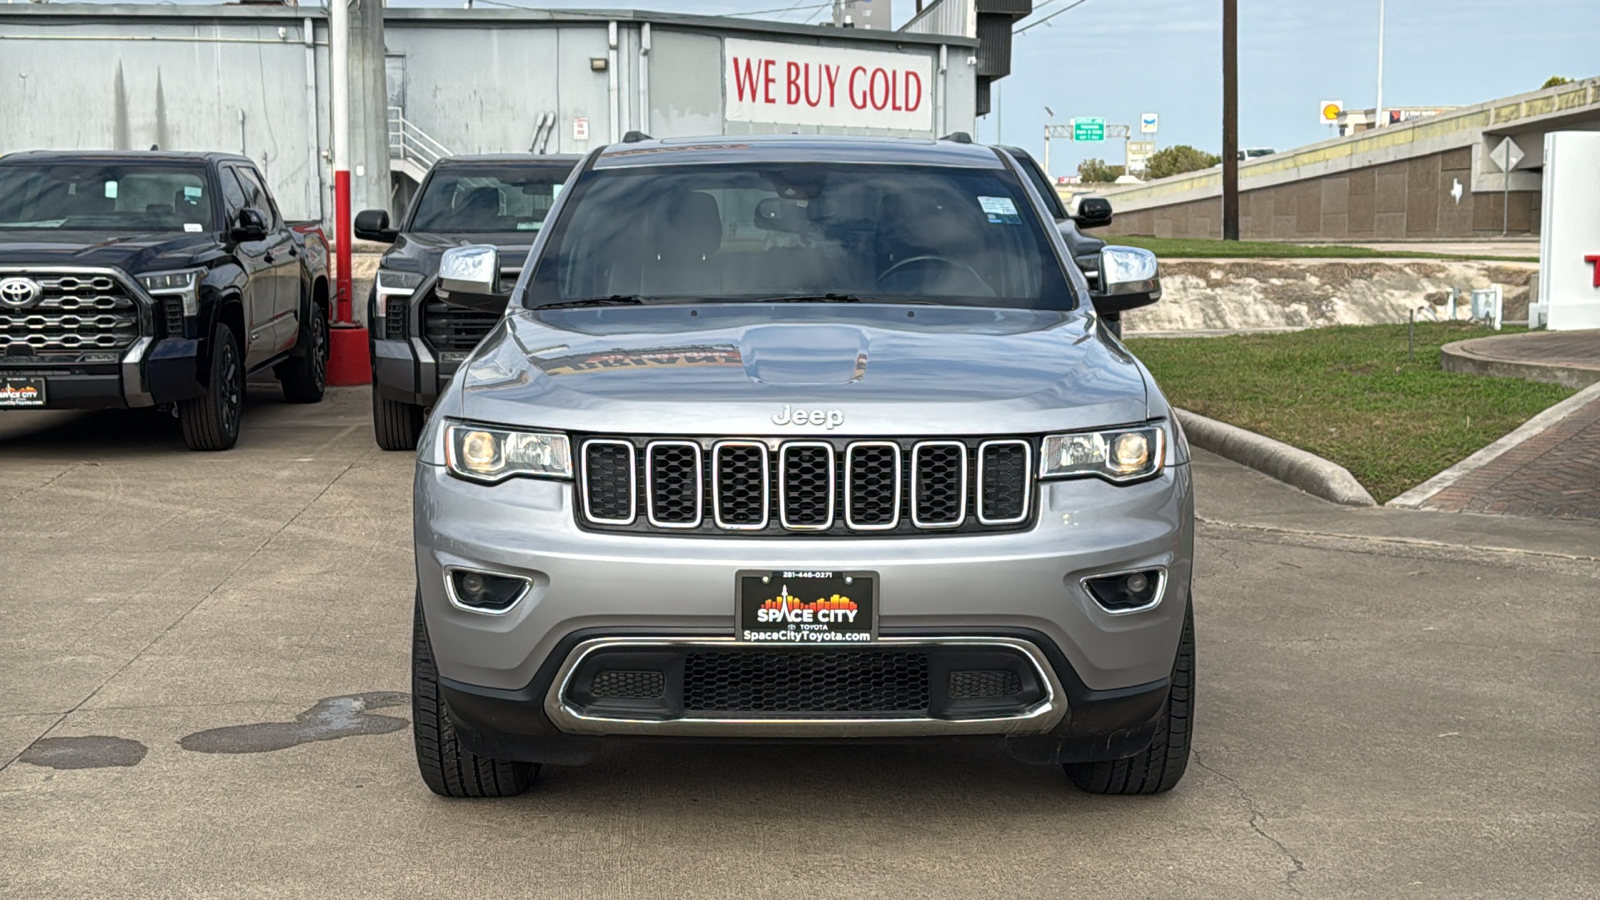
[1064,603,1194,795]
[412,593,538,798]
[276,301,328,404]
[178,324,243,451]
[373,388,425,451]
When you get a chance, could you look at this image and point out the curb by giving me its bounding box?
[1175,409,1377,507]
[1386,381,1600,509]
[1440,339,1600,389]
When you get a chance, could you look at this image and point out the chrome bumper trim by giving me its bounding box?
[544,636,1069,738]
[120,336,154,407]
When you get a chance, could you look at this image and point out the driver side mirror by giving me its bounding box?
[231,207,268,241]
[1071,196,1114,230]
[437,245,509,314]
[354,209,398,243]
[1090,246,1162,315]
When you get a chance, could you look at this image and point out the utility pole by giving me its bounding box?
[1221,0,1239,240]
[330,0,352,322]
[1375,0,1386,129]
[326,0,371,385]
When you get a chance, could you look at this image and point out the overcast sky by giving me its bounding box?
[56,0,1600,176]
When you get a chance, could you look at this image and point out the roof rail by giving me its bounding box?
[621,130,653,143]
[939,132,974,144]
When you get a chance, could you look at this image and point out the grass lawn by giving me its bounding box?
[1125,323,1574,502]
[1110,235,1538,263]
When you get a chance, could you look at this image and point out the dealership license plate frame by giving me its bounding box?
[0,376,46,408]
[737,569,878,644]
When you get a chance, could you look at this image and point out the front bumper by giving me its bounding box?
[416,459,1193,758]
[1,337,205,411]
[371,334,467,407]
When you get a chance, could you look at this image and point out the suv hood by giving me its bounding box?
[0,230,216,273]
[449,303,1151,436]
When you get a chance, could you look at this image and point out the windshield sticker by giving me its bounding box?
[104,182,119,199]
[551,183,563,199]
[978,195,1021,225]
[184,186,203,200]
[184,223,203,233]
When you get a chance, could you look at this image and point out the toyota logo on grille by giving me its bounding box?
[0,277,43,309]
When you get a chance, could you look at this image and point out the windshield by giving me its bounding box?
[0,163,214,232]
[525,162,1077,310]
[409,165,569,234]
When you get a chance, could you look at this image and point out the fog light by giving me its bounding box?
[447,568,529,613]
[1082,568,1166,614]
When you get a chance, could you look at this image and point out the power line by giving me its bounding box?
[1015,0,1092,34]
[719,1,836,18]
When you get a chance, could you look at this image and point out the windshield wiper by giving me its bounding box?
[539,295,647,309]
[751,293,865,303]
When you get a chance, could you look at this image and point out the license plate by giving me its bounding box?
[0,377,45,407]
[737,570,877,644]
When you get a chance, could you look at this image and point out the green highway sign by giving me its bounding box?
[1072,117,1106,142]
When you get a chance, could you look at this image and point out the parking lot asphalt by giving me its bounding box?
[2,387,1596,899]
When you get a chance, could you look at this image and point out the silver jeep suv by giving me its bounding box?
[411,135,1194,798]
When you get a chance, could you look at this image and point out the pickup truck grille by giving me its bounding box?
[0,272,141,356]
[577,435,1034,537]
[420,267,517,352]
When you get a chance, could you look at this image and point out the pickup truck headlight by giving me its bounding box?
[138,268,204,317]
[375,269,424,318]
[444,423,572,484]
[1040,424,1166,483]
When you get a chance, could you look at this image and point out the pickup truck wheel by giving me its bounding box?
[277,302,328,403]
[412,592,538,798]
[373,389,425,451]
[1064,603,1193,795]
[178,325,243,452]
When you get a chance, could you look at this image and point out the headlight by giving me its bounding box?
[138,268,204,317]
[375,269,424,318]
[444,423,572,484]
[1040,424,1166,483]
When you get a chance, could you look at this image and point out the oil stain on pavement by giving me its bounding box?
[20,736,149,769]
[179,692,410,754]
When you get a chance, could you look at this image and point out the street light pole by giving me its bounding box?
[1375,0,1386,129]
[1221,0,1239,240]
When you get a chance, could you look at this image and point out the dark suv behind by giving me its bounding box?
[356,154,579,450]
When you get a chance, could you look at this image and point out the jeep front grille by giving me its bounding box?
[576,435,1034,537]
[0,272,142,356]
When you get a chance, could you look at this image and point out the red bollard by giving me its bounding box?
[327,167,371,387]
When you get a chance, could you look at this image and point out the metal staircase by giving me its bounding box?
[387,106,451,184]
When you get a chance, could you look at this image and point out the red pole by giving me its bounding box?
[334,168,353,323]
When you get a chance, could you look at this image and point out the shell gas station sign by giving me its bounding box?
[724,38,934,133]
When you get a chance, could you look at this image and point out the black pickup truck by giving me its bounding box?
[1000,145,1147,338]
[0,151,331,450]
[355,153,579,450]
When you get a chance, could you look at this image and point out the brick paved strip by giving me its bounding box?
[1417,395,1600,521]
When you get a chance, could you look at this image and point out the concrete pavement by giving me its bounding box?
[1,390,1595,898]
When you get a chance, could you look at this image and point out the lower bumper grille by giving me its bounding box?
[684,649,930,715]
[550,638,1063,736]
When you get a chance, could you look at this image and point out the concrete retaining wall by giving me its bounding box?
[1122,258,1538,334]
[1107,148,1540,241]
